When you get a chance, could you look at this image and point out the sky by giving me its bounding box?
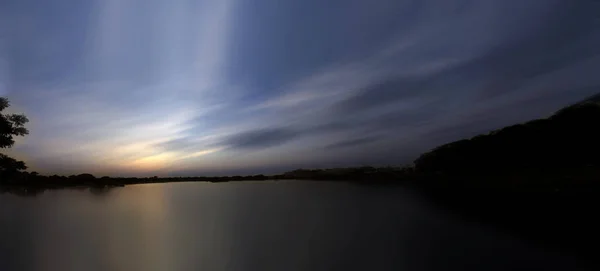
[1,0,600,177]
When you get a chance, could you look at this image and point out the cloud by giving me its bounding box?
[154,137,198,152]
[222,127,300,150]
[324,136,380,150]
[205,0,599,154]
[228,1,596,153]
[176,148,223,160]
[333,78,424,114]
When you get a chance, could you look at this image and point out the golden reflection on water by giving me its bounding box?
[26,184,174,271]
[20,183,238,271]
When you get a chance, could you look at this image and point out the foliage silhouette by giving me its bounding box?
[0,97,29,180]
[414,98,600,178]
[0,97,29,149]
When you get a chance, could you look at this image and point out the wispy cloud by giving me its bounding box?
[324,136,380,150]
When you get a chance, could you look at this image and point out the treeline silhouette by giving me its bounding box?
[408,95,600,267]
[410,98,600,192]
[1,166,415,196]
[415,100,600,176]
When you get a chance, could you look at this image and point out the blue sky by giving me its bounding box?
[1,0,600,177]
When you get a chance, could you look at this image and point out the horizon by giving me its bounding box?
[2,0,600,177]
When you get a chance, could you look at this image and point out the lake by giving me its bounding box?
[0,181,586,271]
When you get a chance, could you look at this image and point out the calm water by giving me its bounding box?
[0,181,586,271]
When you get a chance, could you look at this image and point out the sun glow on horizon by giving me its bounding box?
[121,147,224,173]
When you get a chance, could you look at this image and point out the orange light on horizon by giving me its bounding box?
[127,153,177,171]
[124,147,223,172]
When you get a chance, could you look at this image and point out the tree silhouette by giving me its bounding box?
[414,96,600,176]
[0,97,29,179]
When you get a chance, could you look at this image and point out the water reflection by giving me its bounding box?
[0,182,587,271]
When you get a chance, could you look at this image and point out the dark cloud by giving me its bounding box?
[308,103,443,137]
[223,127,300,150]
[331,0,599,115]
[335,78,424,114]
[324,136,380,150]
[307,121,357,134]
[154,137,197,152]
[368,106,445,130]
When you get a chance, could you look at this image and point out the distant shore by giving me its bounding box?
[0,166,411,196]
[2,165,600,195]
